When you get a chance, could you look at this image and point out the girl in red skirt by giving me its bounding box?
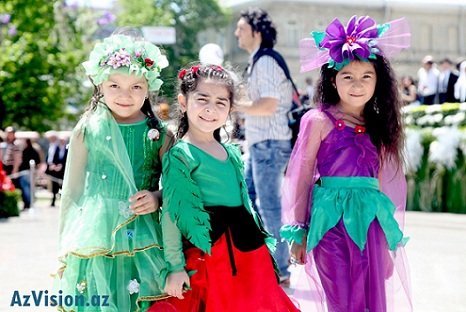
[150,63,300,312]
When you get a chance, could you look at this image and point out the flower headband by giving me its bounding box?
[82,35,169,91]
[178,64,223,79]
[299,15,411,72]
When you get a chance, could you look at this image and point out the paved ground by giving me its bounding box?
[0,190,465,311]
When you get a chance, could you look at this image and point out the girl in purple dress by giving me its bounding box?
[281,16,412,312]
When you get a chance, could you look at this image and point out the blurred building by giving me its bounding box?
[206,0,466,90]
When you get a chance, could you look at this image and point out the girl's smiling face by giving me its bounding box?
[179,79,231,139]
[101,73,148,123]
[334,60,377,115]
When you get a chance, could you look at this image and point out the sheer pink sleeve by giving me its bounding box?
[281,109,333,242]
[379,156,407,230]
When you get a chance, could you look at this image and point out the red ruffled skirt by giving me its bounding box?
[150,205,300,312]
[150,233,300,311]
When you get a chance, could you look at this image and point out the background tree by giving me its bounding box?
[0,0,89,132]
[115,0,230,102]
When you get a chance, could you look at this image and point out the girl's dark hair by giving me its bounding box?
[314,55,404,165]
[176,63,241,142]
[240,7,277,49]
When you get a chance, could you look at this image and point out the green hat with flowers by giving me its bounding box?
[82,34,169,91]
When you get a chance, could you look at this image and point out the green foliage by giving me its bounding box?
[404,104,466,213]
[0,0,230,131]
[0,190,20,218]
[115,0,230,101]
[0,0,87,132]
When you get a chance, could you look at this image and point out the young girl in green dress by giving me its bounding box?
[53,32,173,311]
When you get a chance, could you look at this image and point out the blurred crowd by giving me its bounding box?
[0,126,69,209]
[400,55,466,106]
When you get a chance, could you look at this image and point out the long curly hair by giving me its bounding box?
[314,55,405,166]
[240,7,277,49]
[175,63,243,142]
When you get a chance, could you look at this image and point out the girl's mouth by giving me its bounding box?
[200,116,215,122]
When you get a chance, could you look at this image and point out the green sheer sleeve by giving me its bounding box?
[161,211,185,278]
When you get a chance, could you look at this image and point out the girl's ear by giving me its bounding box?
[178,93,187,113]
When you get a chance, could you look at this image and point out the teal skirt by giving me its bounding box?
[306,176,404,252]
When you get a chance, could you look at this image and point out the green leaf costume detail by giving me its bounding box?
[162,143,277,256]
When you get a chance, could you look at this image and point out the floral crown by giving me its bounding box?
[82,35,169,91]
[299,15,411,72]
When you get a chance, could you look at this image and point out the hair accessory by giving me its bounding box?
[191,65,200,74]
[373,97,379,114]
[178,69,187,79]
[211,65,223,72]
[299,16,411,72]
[83,35,168,91]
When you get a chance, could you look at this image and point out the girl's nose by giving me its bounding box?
[353,80,363,88]
[120,88,131,97]
[205,102,216,113]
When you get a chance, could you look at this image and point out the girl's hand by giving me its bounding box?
[290,235,307,265]
[129,190,159,215]
[164,271,190,299]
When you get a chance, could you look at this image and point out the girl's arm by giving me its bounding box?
[58,129,88,237]
[129,128,175,214]
[378,155,408,230]
[56,128,88,279]
[281,110,332,258]
[162,211,190,299]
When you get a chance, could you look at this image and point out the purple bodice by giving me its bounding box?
[317,110,380,177]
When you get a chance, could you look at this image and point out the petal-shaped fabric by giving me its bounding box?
[161,143,277,256]
[299,15,411,73]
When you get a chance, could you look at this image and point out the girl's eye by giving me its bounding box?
[109,84,118,88]
[217,101,227,107]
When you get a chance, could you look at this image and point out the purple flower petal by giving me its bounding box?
[320,15,380,64]
[346,16,357,35]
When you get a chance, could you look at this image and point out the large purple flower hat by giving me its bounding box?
[299,15,411,72]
